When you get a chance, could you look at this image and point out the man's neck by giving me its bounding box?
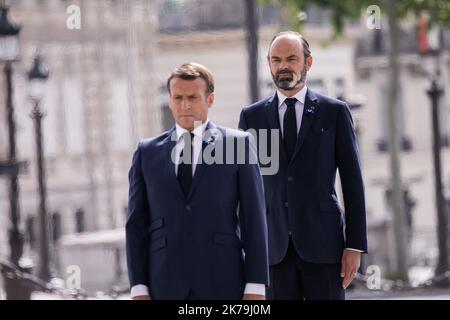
[175,119,209,137]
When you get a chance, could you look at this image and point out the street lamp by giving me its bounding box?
[27,52,51,282]
[426,59,449,282]
[419,18,449,284]
[0,5,29,300]
[0,6,20,62]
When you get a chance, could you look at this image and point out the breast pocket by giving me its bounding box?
[148,217,164,233]
[150,235,167,252]
[315,126,335,156]
[316,126,333,137]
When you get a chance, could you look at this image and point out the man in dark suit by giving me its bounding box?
[126,62,269,300]
[239,31,367,300]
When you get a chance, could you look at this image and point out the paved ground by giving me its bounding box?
[347,288,450,300]
[29,290,450,300]
[2,287,449,300]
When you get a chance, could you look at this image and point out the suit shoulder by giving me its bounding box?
[241,96,272,115]
[138,130,173,150]
[217,126,250,139]
[314,92,348,110]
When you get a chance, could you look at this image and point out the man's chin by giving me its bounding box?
[277,83,295,91]
[178,120,194,131]
[276,79,305,91]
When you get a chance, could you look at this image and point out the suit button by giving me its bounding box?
[185,205,191,211]
[287,176,294,182]
[284,202,289,208]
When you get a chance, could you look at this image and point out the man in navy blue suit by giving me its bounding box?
[126,62,269,300]
[239,31,367,300]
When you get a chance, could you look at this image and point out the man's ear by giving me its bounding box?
[306,56,313,71]
[168,96,174,111]
[207,92,215,108]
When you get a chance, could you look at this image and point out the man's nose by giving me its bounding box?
[279,59,288,70]
[181,99,191,110]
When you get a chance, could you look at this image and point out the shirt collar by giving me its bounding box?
[175,119,210,141]
[277,85,308,108]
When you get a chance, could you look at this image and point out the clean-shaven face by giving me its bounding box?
[169,77,214,131]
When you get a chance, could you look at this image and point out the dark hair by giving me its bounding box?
[267,31,311,60]
[166,62,215,95]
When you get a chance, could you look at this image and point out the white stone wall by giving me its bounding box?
[0,0,160,278]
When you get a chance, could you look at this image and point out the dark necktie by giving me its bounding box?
[283,98,298,160]
[178,132,194,198]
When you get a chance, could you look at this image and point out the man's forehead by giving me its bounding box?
[170,77,207,92]
[270,36,303,54]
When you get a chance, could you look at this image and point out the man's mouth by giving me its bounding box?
[277,73,292,79]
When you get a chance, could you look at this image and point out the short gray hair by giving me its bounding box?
[268,31,311,60]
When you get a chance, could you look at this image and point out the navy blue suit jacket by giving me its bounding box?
[126,122,269,299]
[239,89,367,266]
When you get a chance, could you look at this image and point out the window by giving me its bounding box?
[111,79,132,151]
[377,83,412,152]
[75,208,85,233]
[51,212,62,242]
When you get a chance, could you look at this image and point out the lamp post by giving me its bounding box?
[27,53,50,282]
[427,62,449,281]
[0,5,29,300]
[419,21,449,283]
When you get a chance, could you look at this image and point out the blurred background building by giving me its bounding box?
[354,26,450,280]
[0,0,161,294]
[0,0,449,297]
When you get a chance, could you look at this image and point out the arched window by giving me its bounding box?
[51,212,62,242]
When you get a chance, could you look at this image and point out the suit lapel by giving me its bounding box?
[290,89,319,164]
[163,127,185,199]
[265,94,288,162]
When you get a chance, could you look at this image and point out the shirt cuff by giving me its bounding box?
[130,284,149,298]
[244,283,266,296]
[345,248,364,253]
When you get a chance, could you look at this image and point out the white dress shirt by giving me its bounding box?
[130,120,265,298]
[277,85,307,137]
[173,120,208,176]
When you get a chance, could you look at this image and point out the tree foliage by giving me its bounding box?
[261,0,450,36]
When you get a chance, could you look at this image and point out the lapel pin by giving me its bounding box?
[205,131,218,145]
[305,105,316,116]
